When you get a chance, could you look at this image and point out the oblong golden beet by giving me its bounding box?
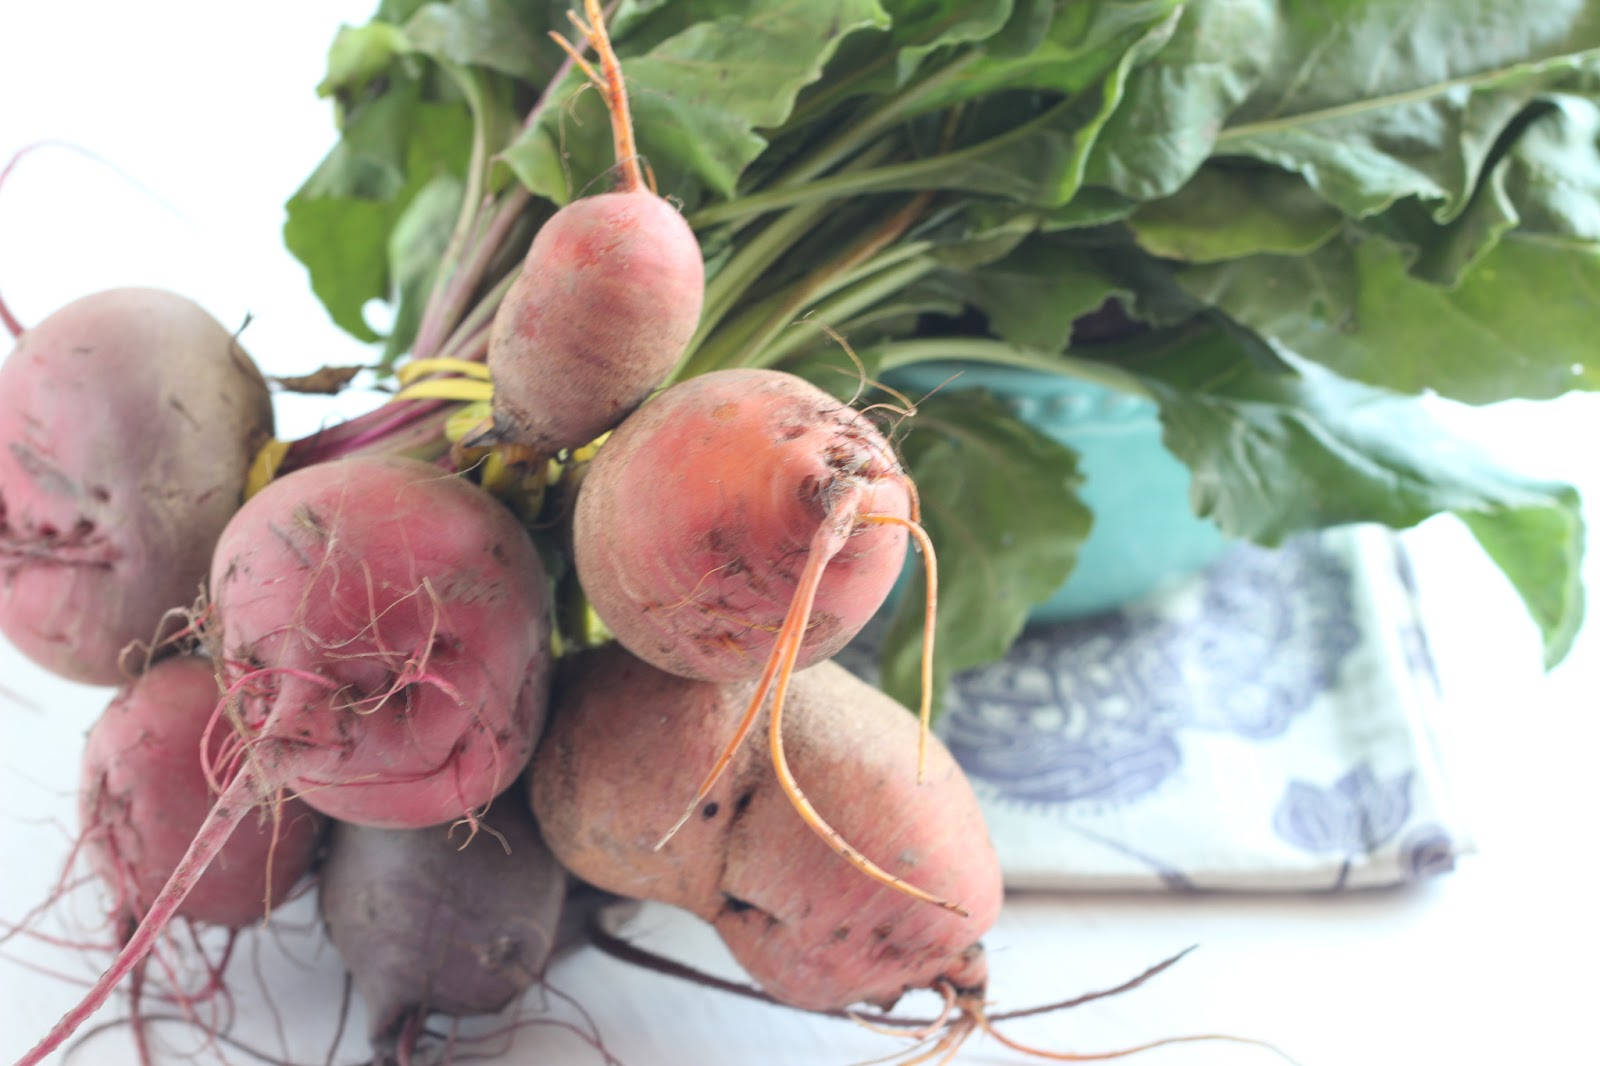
[530,644,1003,1012]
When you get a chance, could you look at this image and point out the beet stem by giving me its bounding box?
[549,0,644,193]
[15,772,257,1065]
[406,0,589,366]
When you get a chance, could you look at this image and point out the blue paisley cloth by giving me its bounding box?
[844,525,1470,892]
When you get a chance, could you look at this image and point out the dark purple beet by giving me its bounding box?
[319,798,566,1060]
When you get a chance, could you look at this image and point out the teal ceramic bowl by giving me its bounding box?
[884,361,1229,621]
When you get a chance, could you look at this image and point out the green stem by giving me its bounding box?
[688,97,1071,228]
[798,297,960,350]
[770,53,980,200]
[678,290,788,380]
[435,269,518,364]
[751,256,939,369]
[823,238,935,296]
[674,140,901,383]
[870,338,1155,399]
[408,28,587,369]
[693,201,834,349]
[689,154,928,228]
[689,190,937,375]
[413,62,497,362]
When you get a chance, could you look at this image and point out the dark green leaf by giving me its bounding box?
[1504,96,1600,241]
[285,85,474,343]
[403,0,558,81]
[1215,1,1600,222]
[778,0,1028,119]
[611,0,676,31]
[1082,0,1274,200]
[1111,319,1586,665]
[1087,0,1600,217]
[319,22,411,98]
[1128,163,1344,262]
[1371,96,1600,285]
[378,0,431,21]
[1039,186,1137,229]
[919,227,1204,358]
[320,1,569,97]
[885,0,1019,83]
[962,237,1128,350]
[714,8,1179,213]
[1361,164,1520,288]
[1181,230,1600,402]
[879,391,1091,713]
[503,0,890,204]
[282,198,395,342]
[907,0,1181,113]
[986,0,1055,57]
[914,197,1045,268]
[295,81,420,202]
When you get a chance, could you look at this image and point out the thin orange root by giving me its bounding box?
[547,0,644,192]
[892,1018,972,1066]
[650,591,800,850]
[860,511,937,782]
[761,517,963,915]
[651,476,866,852]
[655,483,961,916]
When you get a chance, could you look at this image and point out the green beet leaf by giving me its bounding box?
[1214,0,1600,223]
[285,85,474,343]
[401,0,568,82]
[1363,95,1600,286]
[687,6,1178,228]
[502,0,891,205]
[956,237,1129,351]
[1086,0,1600,220]
[1081,0,1276,201]
[1114,318,1586,666]
[1128,163,1344,263]
[884,0,1022,84]
[318,22,411,99]
[1180,230,1600,403]
[905,0,1181,113]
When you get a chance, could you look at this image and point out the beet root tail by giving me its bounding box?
[15,772,256,1066]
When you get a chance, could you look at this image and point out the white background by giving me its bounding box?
[3,3,1599,1064]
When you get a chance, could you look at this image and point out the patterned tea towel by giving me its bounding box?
[844,525,1471,892]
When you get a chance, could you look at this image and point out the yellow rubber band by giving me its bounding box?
[395,357,493,386]
[245,439,290,500]
[393,379,495,403]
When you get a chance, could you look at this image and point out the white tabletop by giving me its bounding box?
[3,4,1598,1064]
